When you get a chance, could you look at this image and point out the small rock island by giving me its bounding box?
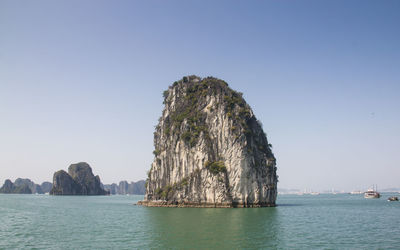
[0,179,32,194]
[50,162,109,195]
[138,76,277,207]
[0,179,53,194]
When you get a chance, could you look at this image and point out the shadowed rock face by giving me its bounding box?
[14,184,33,194]
[50,162,108,195]
[50,170,81,195]
[139,76,277,208]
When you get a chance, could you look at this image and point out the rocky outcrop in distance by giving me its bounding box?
[40,181,53,193]
[14,178,52,194]
[103,180,146,195]
[139,76,278,207]
[50,162,109,195]
[0,179,53,194]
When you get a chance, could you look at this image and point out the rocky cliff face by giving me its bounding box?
[50,162,109,195]
[139,76,277,207]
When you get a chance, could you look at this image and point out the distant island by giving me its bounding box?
[50,162,109,195]
[0,175,145,196]
[0,178,52,194]
[103,180,145,195]
[139,76,277,207]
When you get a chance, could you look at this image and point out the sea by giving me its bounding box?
[1,193,399,249]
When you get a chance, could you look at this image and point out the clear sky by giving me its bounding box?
[1,0,399,191]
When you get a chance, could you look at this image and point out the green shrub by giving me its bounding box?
[181,131,192,142]
[155,187,162,195]
[205,161,226,174]
[161,185,172,198]
[163,90,169,99]
[179,177,189,187]
[239,108,251,119]
[164,127,170,136]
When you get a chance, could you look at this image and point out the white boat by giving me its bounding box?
[364,185,380,199]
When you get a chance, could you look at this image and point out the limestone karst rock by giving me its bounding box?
[14,178,43,194]
[129,180,146,195]
[139,76,277,207]
[50,170,81,195]
[0,179,32,194]
[103,180,146,195]
[0,179,17,193]
[14,184,33,194]
[50,162,109,195]
[0,179,52,194]
[103,183,119,195]
[119,181,129,195]
[40,182,53,193]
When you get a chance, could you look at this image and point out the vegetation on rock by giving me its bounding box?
[204,161,227,174]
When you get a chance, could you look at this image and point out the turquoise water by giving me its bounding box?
[1,194,399,249]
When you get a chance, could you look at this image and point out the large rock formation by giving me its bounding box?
[50,162,109,195]
[139,76,277,207]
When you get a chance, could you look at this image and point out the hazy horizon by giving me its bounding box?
[1,0,399,191]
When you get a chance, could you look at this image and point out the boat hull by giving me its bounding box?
[364,193,380,199]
